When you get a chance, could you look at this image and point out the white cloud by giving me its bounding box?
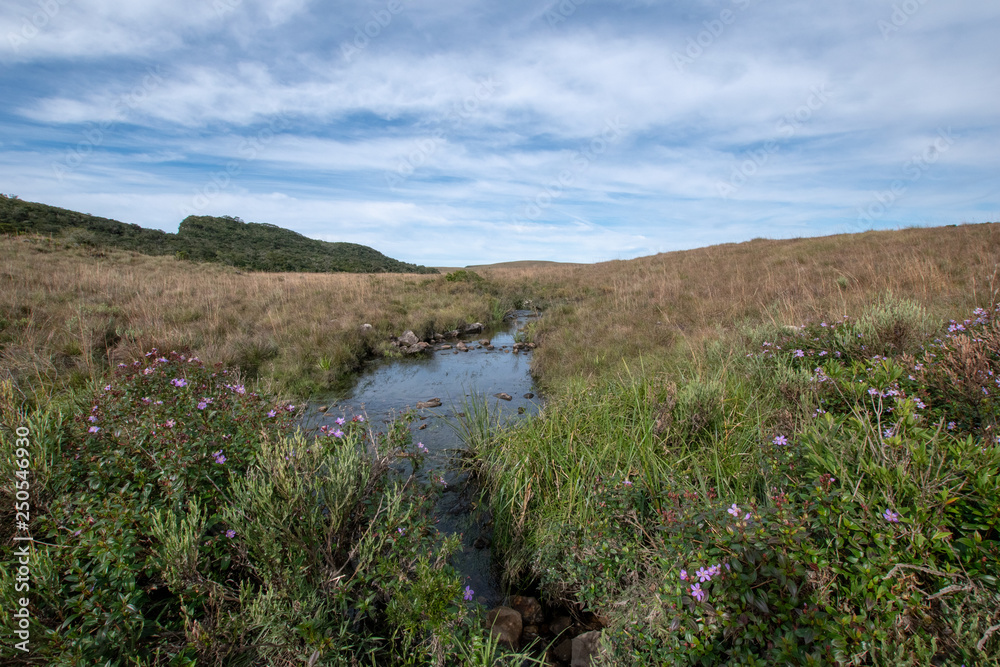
[1,0,998,264]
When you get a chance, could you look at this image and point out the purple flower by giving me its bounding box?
[354,415,365,422]
[772,435,788,446]
[417,442,428,453]
[225,529,236,538]
[679,569,688,581]
[335,417,346,425]
[915,399,926,409]
[463,586,475,601]
[623,478,632,487]
[88,415,98,423]
[88,426,100,433]
[198,401,208,410]
[696,567,711,583]
[868,388,880,397]
[165,419,175,428]
[332,429,344,438]
[103,384,112,391]
[286,404,295,412]
[213,450,227,464]
[727,503,740,517]
[397,527,404,534]
[690,583,706,602]
[143,367,154,375]
[171,378,187,388]
[268,410,277,418]
[439,476,447,486]
[794,349,805,358]
[882,508,899,523]
[883,427,894,438]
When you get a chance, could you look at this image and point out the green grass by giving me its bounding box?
[473,297,1000,664]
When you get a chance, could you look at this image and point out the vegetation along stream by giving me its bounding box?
[299,310,542,607]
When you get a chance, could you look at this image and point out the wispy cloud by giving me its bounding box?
[1,0,998,264]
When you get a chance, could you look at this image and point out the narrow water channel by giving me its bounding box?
[300,311,541,606]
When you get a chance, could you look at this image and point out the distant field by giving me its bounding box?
[465,259,584,270]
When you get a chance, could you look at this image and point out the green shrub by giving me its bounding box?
[0,350,482,665]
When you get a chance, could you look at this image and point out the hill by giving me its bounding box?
[0,195,437,274]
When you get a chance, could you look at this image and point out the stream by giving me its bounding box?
[299,311,541,607]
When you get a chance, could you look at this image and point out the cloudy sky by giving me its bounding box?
[1,1,998,265]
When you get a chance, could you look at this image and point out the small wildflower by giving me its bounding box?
[354,415,365,422]
[947,421,956,430]
[335,417,346,425]
[213,450,227,464]
[286,404,295,412]
[88,415,98,422]
[882,508,899,523]
[225,529,236,538]
[915,399,926,409]
[268,410,277,418]
[198,401,208,410]
[727,503,740,517]
[696,567,712,583]
[165,419,175,428]
[143,367,154,375]
[88,426,100,433]
[72,529,82,537]
[679,569,688,581]
[868,387,880,397]
[772,435,788,446]
[464,586,475,601]
[417,442,428,453]
[397,527,405,534]
[623,478,632,487]
[883,427,894,438]
[690,583,706,602]
[439,476,447,486]
[104,384,112,391]
[171,378,188,388]
[332,429,344,438]
[794,349,805,358]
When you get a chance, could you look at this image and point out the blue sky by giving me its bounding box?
[1,0,998,266]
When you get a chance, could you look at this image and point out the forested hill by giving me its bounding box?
[0,195,438,274]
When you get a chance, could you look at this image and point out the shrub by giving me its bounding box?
[0,350,482,665]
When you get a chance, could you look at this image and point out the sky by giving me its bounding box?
[1,1,998,266]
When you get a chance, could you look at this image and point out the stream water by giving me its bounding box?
[299,311,541,606]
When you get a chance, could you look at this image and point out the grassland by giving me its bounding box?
[2,222,1000,665]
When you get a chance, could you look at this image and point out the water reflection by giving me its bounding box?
[300,311,541,606]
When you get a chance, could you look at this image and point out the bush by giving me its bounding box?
[0,350,484,665]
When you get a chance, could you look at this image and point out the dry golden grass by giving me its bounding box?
[0,236,504,403]
[4,222,999,402]
[479,223,1000,386]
